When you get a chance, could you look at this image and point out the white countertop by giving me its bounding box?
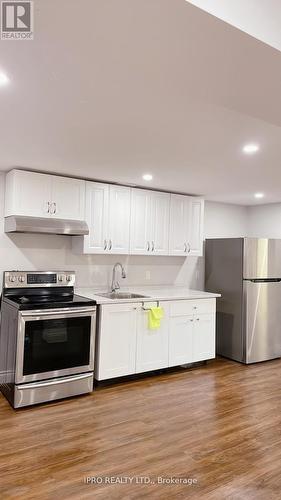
[76,286,221,305]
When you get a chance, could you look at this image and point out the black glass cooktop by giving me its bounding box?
[2,287,96,310]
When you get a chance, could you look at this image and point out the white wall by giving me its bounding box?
[0,173,249,291]
[204,201,248,239]
[247,203,281,239]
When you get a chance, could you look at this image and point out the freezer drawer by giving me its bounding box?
[243,280,281,363]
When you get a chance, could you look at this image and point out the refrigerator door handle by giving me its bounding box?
[246,278,281,283]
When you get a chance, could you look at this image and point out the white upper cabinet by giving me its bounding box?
[83,182,109,253]
[5,170,52,218]
[130,189,151,254]
[108,185,131,254]
[169,194,204,257]
[5,169,85,221]
[150,191,170,255]
[74,185,203,256]
[168,194,189,256]
[7,170,204,256]
[130,189,170,255]
[51,175,85,220]
[188,198,204,256]
[76,181,131,254]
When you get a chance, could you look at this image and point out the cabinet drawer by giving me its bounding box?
[170,299,215,317]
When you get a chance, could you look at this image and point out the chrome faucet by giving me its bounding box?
[111,262,126,292]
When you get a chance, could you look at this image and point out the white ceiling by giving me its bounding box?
[187,0,281,51]
[0,0,281,205]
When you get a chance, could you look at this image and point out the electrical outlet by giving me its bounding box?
[145,270,151,280]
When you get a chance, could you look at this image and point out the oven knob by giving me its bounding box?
[9,276,16,283]
[66,275,72,282]
[58,275,64,282]
[18,276,25,283]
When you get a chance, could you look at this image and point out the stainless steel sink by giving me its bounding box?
[97,292,150,300]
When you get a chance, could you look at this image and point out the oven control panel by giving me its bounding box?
[4,271,75,288]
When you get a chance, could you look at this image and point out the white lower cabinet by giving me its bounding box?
[193,314,215,362]
[169,315,194,366]
[96,299,216,380]
[96,303,138,380]
[169,300,216,367]
[136,302,169,373]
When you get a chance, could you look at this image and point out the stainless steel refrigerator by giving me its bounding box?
[205,238,281,364]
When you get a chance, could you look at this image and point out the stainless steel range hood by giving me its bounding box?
[4,215,89,236]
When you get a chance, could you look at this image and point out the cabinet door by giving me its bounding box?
[193,313,215,362]
[108,186,131,254]
[150,192,170,255]
[169,194,189,256]
[5,170,52,218]
[51,176,85,220]
[84,182,109,253]
[188,198,204,256]
[169,315,194,367]
[96,304,137,380]
[130,189,152,254]
[136,302,169,373]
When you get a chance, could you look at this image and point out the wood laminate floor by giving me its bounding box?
[1,358,281,499]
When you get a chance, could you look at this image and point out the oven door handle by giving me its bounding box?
[20,307,96,317]
[17,373,92,390]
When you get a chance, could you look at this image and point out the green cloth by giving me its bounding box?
[148,306,164,330]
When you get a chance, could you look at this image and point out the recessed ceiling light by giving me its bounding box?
[254,193,264,199]
[0,72,9,86]
[143,174,153,181]
[243,143,259,154]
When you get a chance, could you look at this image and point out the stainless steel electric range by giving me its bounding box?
[0,271,96,408]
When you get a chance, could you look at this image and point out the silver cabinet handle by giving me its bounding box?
[184,243,187,253]
[152,241,155,252]
[109,239,112,250]
[50,202,56,215]
[187,242,191,253]
[104,239,107,250]
[147,241,150,252]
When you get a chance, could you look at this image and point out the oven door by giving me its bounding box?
[15,307,96,384]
